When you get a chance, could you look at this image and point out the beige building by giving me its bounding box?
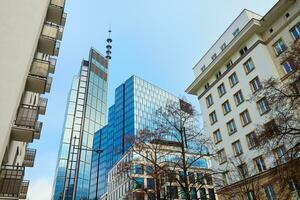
[186,0,300,199]
[0,0,66,199]
[107,140,216,200]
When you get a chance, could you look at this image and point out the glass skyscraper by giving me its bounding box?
[52,48,109,200]
[89,75,182,199]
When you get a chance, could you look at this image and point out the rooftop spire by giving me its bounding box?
[106,27,112,60]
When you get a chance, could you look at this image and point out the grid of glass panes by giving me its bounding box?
[76,61,108,198]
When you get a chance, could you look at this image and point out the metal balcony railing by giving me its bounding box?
[42,23,59,40]
[61,12,67,26]
[47,0,66,26]
[57,26,64,41]
[19,181,29,199]
[15,105,39,129]
[45,77,53,93]
[0,165,25,198]
[23,149,36,167]
[34,122,43,139]
[50,0,65,8]
[49,57,57,73]
[54,41,61,56]
[30,58,50,78]
[38,97,48,115]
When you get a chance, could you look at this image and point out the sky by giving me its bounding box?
[26,0,277,199]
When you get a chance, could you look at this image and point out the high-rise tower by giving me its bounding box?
[52,46,110,200]
[89,76,207,199]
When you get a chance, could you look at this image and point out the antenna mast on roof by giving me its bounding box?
[105,26,112,60]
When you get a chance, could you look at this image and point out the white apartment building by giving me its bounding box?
[186,0,299,199]
[0,0,66,199]
[107,141,216,200]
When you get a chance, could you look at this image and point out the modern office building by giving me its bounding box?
[52,48,109,200]
[107,140,215,200]
[0,0,66,199]
[89,75,184,200]
[186,0,300,199]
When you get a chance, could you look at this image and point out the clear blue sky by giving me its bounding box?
[26,0,277,199]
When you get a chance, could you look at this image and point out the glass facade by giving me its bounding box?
[52,48,108,200]
[89,76,183,199]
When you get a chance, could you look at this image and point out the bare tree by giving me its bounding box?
[253,40,300,154]
[249,40,300,199]
[152,100,216,200]
[120,100,217,200]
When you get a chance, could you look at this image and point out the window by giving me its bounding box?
[206,94,214,107]
[167,186,179,199]
[246,132,258,149]
[250,77,262,93]
[243,58,255,74]
[222,100,231,115]
[222,172,229,186]
[239,46,248,56]
[213,129,222,143]
[227,119,237,135]
[188,172,195,183]
[240,110,252,126]
[218,83,226,97]
[209,111,217,125]
[232,140,243,156]
[204,82,210,90]
[216,71,222,79]
[226,60,233,69]
[212,53,217,61]
[206,174,213,185]
[201,65,206,72]
[257,97,270,115]
[133,177,144,189]
[287,179,300,193]
[282,61,294,74]
[254,156,267,173]
[221,42,227,51]
[246,191,256,200]
[264,185,277,200]
[196,172,205,184]
[273,39,286,56]
[233,28,240,37]
[228,72,239,87]
[218,149,227,164]
[190,187,197,199]
[199,188,207,200]
[133,164,144,175]
[274,145,288,163]
[238,163,248,178]
[147,178,154,189]
[234,90,244,106]
[290,23,300,40]
[208,188,216,200]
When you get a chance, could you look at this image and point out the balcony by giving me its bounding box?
[19,181,29,199]
[23,148,36,168]
[57,26,64,41]
[0,165,25,199]
[61,13,67,27]
[25,58,50,94]
[49,57,57,73]
[45,77,53,93]
[38,97,48,115]
[11,105,39,143]
[34,122,43,140]
[38,23,60,56]
[47,0,66,26]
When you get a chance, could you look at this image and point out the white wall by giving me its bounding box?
[0,0,50,164]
